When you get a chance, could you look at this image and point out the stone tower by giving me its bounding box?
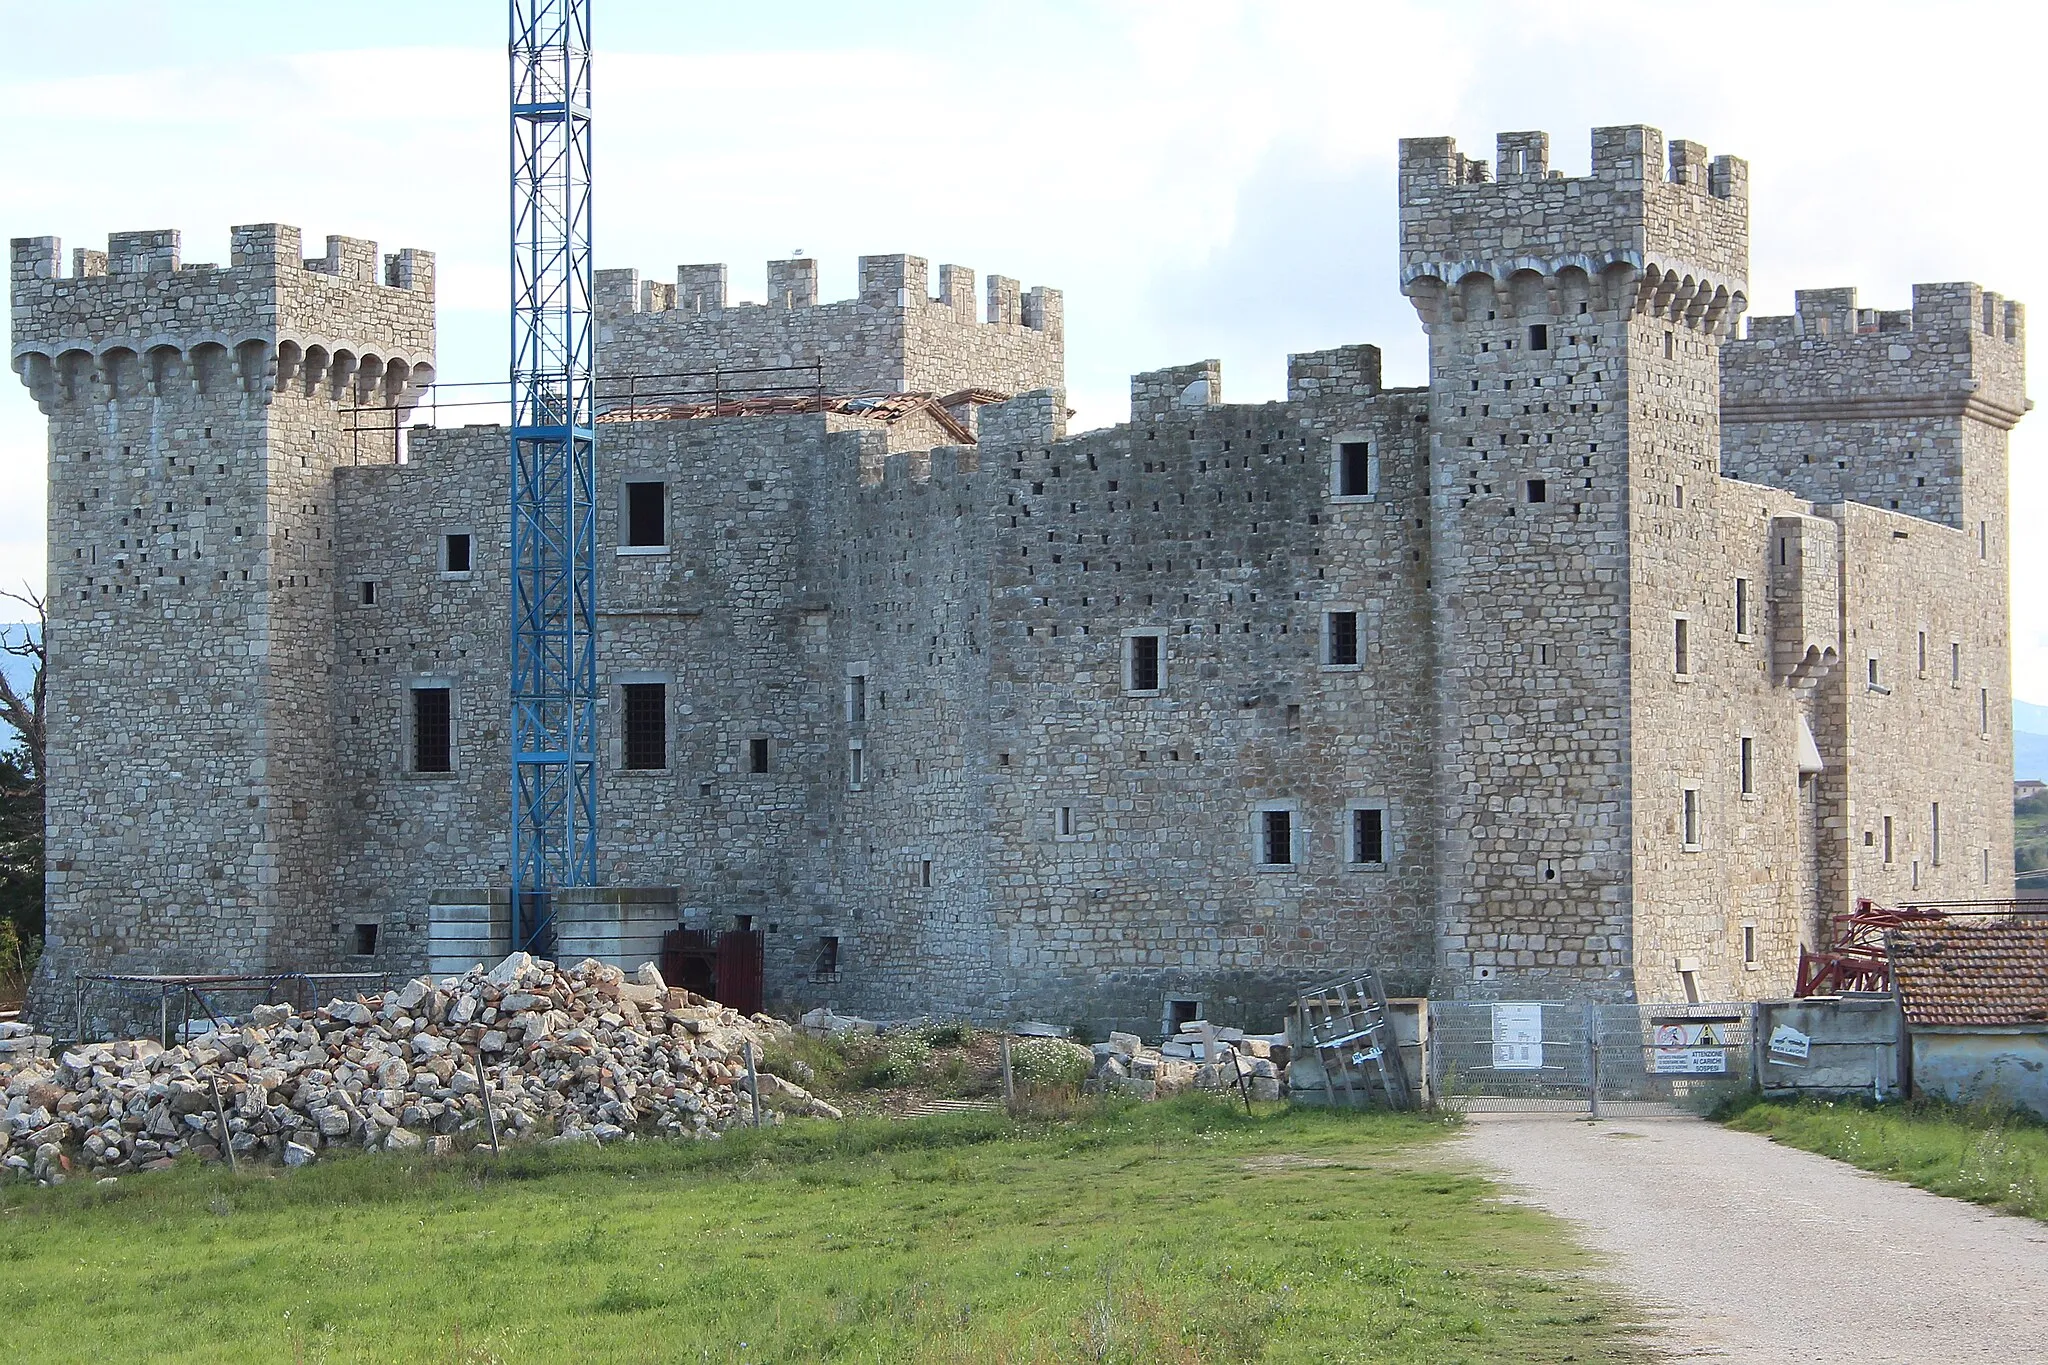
[10,225,434,1014]
[1399,126,1751,999]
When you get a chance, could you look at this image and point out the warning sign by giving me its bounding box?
[1651,1048,1728,1074]
[1767,1024,1811,1064]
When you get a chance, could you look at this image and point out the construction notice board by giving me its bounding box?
[1651,1022,1729,1074]
[1491,1003,1543,1070]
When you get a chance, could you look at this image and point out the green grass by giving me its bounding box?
[1721,1094,2048,1220]
[0,1099,1638,1363]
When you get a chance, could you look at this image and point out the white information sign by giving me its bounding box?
[1767,1023,1811,1064]
[1491,1003,1544,1070]
[1651,1022,1731,1074]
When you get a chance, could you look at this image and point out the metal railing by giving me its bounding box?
[72,971,394,1048]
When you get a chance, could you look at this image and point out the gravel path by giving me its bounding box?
[1456,1111,2048,1363]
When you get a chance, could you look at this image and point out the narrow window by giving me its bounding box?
[1352,807,1385,865]
[1868,656,1881,690]
[848,673,868,724]
[1127,633,1162,692]
[1337,441,1372,496]
[1682,787,1700,848]
[622,683,666,770]
[1734,577,1749,636]
[816,936,839,975]
[1740,736,1754,795]
[1950,642,1961,685]
[1663,330,1675,359]
[360,580,377,606]
[1931,802,1941,866]
[1883,815,1894,864]
[413,686,452,773]
[920,859,933,888]
[1674,618,1690,675]
[1058,806,1074,838]
[1674,482,1685,509]
[1981,687,1991,734]
[1525,478,1547,504]
[1979,520,1988,560]
[749,736,771,774]
[1742,924,1756,968]
[443,532,472,574]
[1262,809,1294,866]
[1918,631,1928,675]
[1326,611,1360,667]
[1528,323,1548,350]
[848,741,864,789]
[624,480,666,547]
[353,923,380,957]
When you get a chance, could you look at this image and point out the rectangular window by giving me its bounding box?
[360,580,377,606]
[1674,618,1690,675]
[1057,805,1074,838]
[1682,787,1701,848]
[1337,441,1372,497]
[1734,577,1749,636]
[1664,330,1675,359]
[920,859,933,888]
[353,923,380,957]
[1918,631,1928,675]
[1883,815,1894,864]
[625,480,666,547]
[443,533,472,575]
[1740,736,1754,795]
[622,683,666,770]
[848,740,864,789]
[1951,642,1961,685]
[1262,809,1294,866]
[1126,633,1162,692]
[1351,807,1385,865]
[412,685,452,773]
[1868,656,1882,690]
[1528,323,1548,350]
[1525,477,1547,504]
[1742,923,1757,968]
[1980,520,1989,560]
[1981,687,1990,734]
[816,936,839,975]
[748,736,771,774]
[1931,802,1941,865]
[848,673,868,724]
[1326,611,1360,667]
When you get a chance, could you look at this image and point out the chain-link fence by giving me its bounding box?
[1428,1001,1753,1116]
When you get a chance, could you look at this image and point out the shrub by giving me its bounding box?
[1009,1039,1089,1090]
[850,1031,933,1089]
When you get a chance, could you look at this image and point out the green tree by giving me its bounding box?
[0,586,44,997]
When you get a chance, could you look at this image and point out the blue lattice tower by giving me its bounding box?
[508,0,598,952]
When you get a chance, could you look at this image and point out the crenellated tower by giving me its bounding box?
[10,225,434,1018]
[1399,126,1751,1000]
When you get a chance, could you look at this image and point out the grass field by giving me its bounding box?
[1722,1095,2048,1221]
[0,1099,1637,1363]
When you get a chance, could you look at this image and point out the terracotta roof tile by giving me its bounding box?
[1889,920,2048,1028]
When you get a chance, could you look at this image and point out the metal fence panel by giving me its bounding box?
[1428,1000,1753,1115]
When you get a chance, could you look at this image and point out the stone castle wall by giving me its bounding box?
[13,124,2027,1033]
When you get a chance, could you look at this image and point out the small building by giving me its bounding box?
[2015,779,2046,803]
[1890,920,2048,1119]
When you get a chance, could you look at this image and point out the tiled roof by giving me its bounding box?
[1889,920,2048,1028]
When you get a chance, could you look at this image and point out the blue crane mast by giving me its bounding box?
[507,0,598,953]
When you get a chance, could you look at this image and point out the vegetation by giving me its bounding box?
[1720,1093,2048,1221]
[0,587,43,1010]
[0,1099,1640,1363]
[2015,789,2048,878]
[758,1024,1094,1116]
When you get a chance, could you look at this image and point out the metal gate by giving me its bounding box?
[1427,1001,1752,1116]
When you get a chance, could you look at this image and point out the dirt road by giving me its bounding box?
[1457,1112,2048,1363]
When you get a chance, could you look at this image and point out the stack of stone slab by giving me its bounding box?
[0,954,835,1186]
[1087,1024,1291,1101]
[0,1021,52,1062]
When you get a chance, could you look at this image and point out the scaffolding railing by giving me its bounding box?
[72,971,393,1049]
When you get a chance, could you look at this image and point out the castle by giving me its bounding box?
[11,125,2024,1035]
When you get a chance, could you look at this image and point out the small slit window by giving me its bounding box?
[1681,786,1701,850]
[1734,578,1749,637]
[848,740,864,789]
[1674,618,1690,676]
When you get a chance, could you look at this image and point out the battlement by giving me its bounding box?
[1740,283,2025,350]
[11,224,436,413]
[1398,126,1749,315]
[594,254,1059,335]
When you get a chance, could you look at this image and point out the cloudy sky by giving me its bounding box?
[3,0,2044,691]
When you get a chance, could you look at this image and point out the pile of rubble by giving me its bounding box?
[0,954,840,1185]
[1087,1022,1290,1101]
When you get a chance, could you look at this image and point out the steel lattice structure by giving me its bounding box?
[508,0,598,952]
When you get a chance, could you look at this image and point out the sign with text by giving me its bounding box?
[1491,1003,1543,1070]
[1767,1023,1811,1065]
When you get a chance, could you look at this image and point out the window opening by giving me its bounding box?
[1674,618,1690,675]
[1931,802,1941,865]
[1261,809,1293,866]
[749,736,771,774]
[1058,806,1074,838]
[1326,611,1360,667]
[1682,787,1700,848]
[413,686,452,773]
[443,533,472,574]
[360,581,377,606]
[622,683,666,770]
[1528,323,1548,350]
[1951,642,1961,684]
[848,741,864,788]
[1525,478,1547,504]
[1734,578,1749,636]
[1352,807,1385,865]
[1740,737,1754,795]
[816,936,839,975]
[1918,631,1928,675]
[1868,657,1881,690]
[1883,815,1894,864]
[1742,924,1756,967]
[1663,330,1675,359]
[625,480,666,547]
[1127,633,1162,692]
[1337,441,1372,496]
[920,859,932,888]
[849,673,868,724]
[353,923,380,957]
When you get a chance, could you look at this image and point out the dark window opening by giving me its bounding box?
[1326,611,1359,666]
[849,673,868,723]
[1743,924,1756,966]
[1338,441,1372,496]
[1166,998,1200,1032]
[1525,478,1547,504]
[413,686,452,773]
[1675,618,1690,675]
[625,480,665,547]
[352,923,379,956]
[921,859,932,888]
[1129,634,1161,691]
[1735,577,1750,635]
[443,533,471,574]
[360,581,376,606]
[1528,323,1548,350]
[1262,809,1293,865]
[1740,736,1754,795]
[623,683,666,770]
[749,736,771,774]
[1352,807,1385,865]
[816,936,839,975]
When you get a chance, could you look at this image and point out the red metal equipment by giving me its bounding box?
[1794,898,1947,996]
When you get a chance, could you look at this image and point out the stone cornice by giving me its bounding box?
[1721,391,2030,431]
